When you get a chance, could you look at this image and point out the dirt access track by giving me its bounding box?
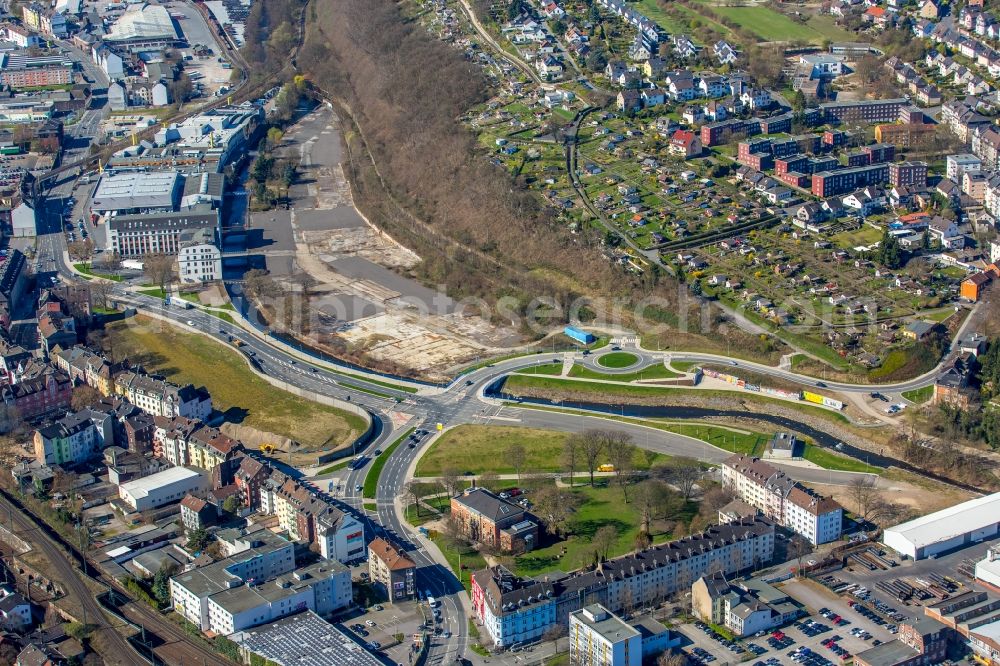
[248,103,519,378]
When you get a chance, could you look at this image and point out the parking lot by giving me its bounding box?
[336,598,428,665]
[676,574,903,666]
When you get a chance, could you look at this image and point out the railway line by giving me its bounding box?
[0,490,142,665]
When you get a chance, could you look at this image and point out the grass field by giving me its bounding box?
[503,374,851,423]
[568,363,680,382]
[513,481,697,577]
[108,316,366,449]
[902,385,934,404]
[73,263,124,282]
[802,443,879,473]
[702,5,855,43]
[596,352,639,368]
[363,428,414,499]
[415,425,672,477]
[434,534,487,592]
[516,362,564,376]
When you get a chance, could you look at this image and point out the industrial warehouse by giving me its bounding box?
[882,493,1000,560]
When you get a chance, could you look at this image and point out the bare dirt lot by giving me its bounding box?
[248,104,520,378]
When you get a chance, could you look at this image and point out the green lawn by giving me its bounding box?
[596,352,639,368]
[108,316,367,449]
[363,428,415,499]
[669,361,699,372]
[317,459,352,475]
[513,481,697,577]
[567,363,679,382]
[703,5,855,43]
[902,385,934,404]
[802,443,879,473]
[434,535,487,592]
[73,263,124,282]
[502,375,850,424]
[137,286,167,299]
[516,362,564,376]
[415,424,672,477]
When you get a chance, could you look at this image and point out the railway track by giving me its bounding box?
[0,492,142,665]
[0,489,233,666]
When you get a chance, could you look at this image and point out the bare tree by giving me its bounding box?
[658,651,688,666]
[579,429,604,487]
[532,485,581,538]
[659,457,702,500]
[632,478,670,535]
[70,385,101,411]
[90,279,114,310]
[440,465,462,497]
[477,471,499,492]
[561,435,579,487]
[592,524,617,562]
[144,253,176,294]
[506,442,527,484]
[604,431,637,502]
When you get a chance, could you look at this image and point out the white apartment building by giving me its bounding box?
[946,153,983,181]
[204,561,351,635]
[114,371,212,420]
[177,227,222,283]
[721,454,843,544]
[570,604,641,666]
[171,529,295,629]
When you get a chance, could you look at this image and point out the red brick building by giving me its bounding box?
[450,487,539,553]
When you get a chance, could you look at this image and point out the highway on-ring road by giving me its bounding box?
[31,179,952,663]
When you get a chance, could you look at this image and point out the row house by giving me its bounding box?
[1,371,72,420]
[472,519,775,648]
[259,471,366,563]
[114,370,212,421]
[152,415,242,472]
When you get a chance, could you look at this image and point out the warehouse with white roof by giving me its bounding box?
[883,492,1000,560]
[118,466,207,511]
[91,171,182,213]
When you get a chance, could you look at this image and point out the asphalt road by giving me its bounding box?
[37,217,933,663]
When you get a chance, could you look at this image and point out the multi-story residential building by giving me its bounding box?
[974,127,1000,171]
[812,164,890,198]
[150,415,241,471]
[875,122,936,148]
[720,455,842,544]
[368,537,416,603]
[177,227,222,283]
[1,371,72,419]
[472,518,775,648]
[820,98,910,124]
[259,472,365,563]
[889,161,928,188]
[171,528,296,628]
[0,53,73,89]
[234,456,270,508]
[692,572,802,637]
[114,370,212,420]
[451,487,539,553]
[180,494,216,531]
[204,560,351,635]
[947,153,983,181]
[569,604,642,666]
[33,408,115,465]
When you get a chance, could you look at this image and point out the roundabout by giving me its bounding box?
[595,350,640,369]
